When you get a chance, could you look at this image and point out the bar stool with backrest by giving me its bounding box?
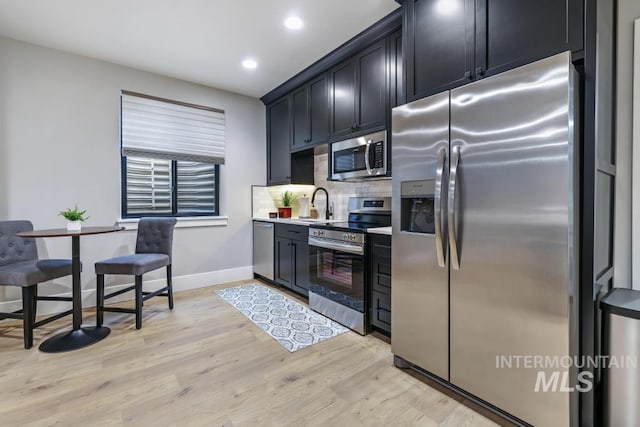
[95,217,177,329]
[0,220,75,349]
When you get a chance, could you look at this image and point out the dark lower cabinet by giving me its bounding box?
[275,224,309,297]
[404,0,584,101]
[369,234,391,335]
[275,236,293,286]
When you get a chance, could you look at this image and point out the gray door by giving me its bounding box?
[391,92,450,380]
[448,52,578,426]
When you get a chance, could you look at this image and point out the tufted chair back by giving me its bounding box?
[135,217,177,260]
[0,221,38,267]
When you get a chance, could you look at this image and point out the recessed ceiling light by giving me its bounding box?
[284,16,304,30]
[242,58,258,69]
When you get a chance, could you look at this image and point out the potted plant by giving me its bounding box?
[278,191,296,219]
[58,204,88,231]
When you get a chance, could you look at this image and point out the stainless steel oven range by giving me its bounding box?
[308,197,391,334]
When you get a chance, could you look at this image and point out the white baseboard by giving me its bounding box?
[0,266,253,317]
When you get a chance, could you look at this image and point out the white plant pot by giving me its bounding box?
[67,221,82,232]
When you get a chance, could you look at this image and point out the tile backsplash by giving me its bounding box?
[313,153,391,220]
[252,153,391,220]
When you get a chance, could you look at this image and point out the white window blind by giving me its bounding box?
[125,157,172,215]
[121,91,225,164]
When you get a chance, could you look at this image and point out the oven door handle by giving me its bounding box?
[309,237,364,255]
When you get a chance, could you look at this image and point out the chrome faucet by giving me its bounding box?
[311,187,332,220]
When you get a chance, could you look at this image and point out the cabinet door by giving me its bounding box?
[406,0,475,102]
[329,59,357,140]
[267,97,292,185]
[356,39,388,132]
[476,0,583,77]
[309,74,329,146]
[291,86,309,151]
[291,240,310,297]
[275,237,293,288]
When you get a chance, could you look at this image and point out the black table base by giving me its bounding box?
[39,326,111,353]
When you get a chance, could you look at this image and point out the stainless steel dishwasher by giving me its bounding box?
[253,221,274,280]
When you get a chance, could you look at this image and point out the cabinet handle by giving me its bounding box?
[475,67,485,77]
[285,176,291,179]
[464,70,472,80]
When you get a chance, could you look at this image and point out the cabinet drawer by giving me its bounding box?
[275,223,308,241]
[372,273,391,295]
[371,290,391,334]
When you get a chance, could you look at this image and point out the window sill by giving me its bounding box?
[116,216,228,230]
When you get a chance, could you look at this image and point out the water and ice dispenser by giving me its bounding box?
[400,179,435,234]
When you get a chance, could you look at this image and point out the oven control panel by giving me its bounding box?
[309,228,365,245]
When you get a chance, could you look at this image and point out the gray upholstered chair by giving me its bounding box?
[95,217,177,329]
[0,220,74,349]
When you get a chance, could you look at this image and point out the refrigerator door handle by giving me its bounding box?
[434,147,447,267]
[448,145,461,270]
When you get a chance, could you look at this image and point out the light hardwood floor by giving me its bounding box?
[0,280,504,426]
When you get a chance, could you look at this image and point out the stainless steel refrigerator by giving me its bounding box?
[391,52,579,426]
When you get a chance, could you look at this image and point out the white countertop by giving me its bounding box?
[367,226,392,235]
[252,217,342,226]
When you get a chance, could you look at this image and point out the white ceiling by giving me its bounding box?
[0,0,400,98]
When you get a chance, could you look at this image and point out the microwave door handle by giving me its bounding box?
[448,145,461,270]
[434,147,447,268]
[364,139,372,175]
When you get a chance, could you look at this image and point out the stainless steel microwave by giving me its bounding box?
[330,130,387,180]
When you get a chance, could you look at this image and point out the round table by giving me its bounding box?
[16,226,124,353]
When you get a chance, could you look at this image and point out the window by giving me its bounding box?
[120,91,224,218]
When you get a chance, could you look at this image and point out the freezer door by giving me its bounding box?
[391,92,450,380]
[449,52,578,426]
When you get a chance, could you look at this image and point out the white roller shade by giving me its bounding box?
[121,92,225,164]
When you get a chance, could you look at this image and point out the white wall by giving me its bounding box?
[0,36,266,312]
[615,0,640,289]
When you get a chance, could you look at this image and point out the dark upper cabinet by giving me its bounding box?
[476,0,584,77]
[267,97,291,185]
[309,75,329,146]
[292,74,329,151]
[389,30,404,108]
[267,96,315,186]
[291,86,309,150]
[329,38,387,141]
[406,0,475,102]
[357,40,388,132]
[404,0,584,101]
[329,59,357,140]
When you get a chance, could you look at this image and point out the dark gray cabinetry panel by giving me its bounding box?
[291,74,329,151]
[369,234,391,335]
[267,97,292,185]
[477,0,584,77]
[329,38,387,141]
[275,236,293,288]
[404,0,584,101]
[275,224,310,297]
[357,39,388,132]
[405,0,474,102]
[329,59,357,140]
